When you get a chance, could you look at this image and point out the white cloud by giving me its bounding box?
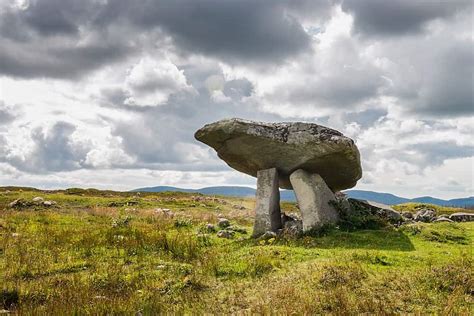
[0,1,472,199]
[123,56,194,107]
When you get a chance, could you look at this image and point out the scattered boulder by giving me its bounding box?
[233,205,246,210]
[217,218,230,228]
[433,217,454,223]
[280,213,303,234]
[42,201,56,207]
[402,212,413,219]
[227,226,247,234]
[414,209,436,222]
[32,196,44,203]
[449,212,474,222]
[206,223,216,232]
[283,219,303,235]
[259,231,277,240]
[349,199,403,224]
[155,208,174,217]
[217,230,234,239]
[8,199,32,208]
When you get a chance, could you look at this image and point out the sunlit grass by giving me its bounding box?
[0,188,473,314]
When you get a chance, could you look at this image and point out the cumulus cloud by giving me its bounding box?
[0,0,472,198]
[341,0,472,37]
[2,121,90,173]
[123,57,194,107]
[0,0,332,79]
[0,101,17,125]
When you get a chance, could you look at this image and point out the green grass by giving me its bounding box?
[1,188,473,314]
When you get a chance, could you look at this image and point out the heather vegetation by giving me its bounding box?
[1,187,473,314]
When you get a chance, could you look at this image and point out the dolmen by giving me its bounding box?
[195,118,362,237]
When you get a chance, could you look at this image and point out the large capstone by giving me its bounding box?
[194,118,362,191]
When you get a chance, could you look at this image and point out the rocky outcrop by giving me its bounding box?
[449,212,474,222]
[348,198,403,224]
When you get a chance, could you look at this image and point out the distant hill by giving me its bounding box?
[132,186,474,207]
[345,190,409,205]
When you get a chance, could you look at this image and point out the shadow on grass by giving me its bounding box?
[238,228,416,252]
[302,229,416,251]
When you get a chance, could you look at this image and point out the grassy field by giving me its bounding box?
[1,187,473,314]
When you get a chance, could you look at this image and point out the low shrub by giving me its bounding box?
[401,223,469,244]
[1,289,19,309]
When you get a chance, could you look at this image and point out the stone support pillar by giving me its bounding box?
[252,168,282,237]
[289,169,339,231]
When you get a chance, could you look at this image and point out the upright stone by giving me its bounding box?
[289,169,339,231]
[252,168,282,237]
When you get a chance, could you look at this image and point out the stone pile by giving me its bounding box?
[8,197,57,209]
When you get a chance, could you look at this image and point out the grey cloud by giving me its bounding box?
[0,38,132,79]
[406,142,474,167]
[105,62,284,171]
[0,0,329,79]
[0,102,17,125]
[95,0,317,63]
[342,0,472,37]
[0,0,98,39]
[382,37,474,117]
[141,0,312,63]
[4,122,90,173]
[416,41,473,116]
[223,79,253,100]
[344,109,387,128]
[265,37,386,110]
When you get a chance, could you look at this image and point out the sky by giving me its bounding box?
[0,0,473,199]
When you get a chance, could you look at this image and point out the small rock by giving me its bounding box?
[402,212,413,219]
[449,212,474,222]
[283,219,303,235]
[32,196,44,203]
[206,223,216,232]
[217,218,230,228]
[155,208,174,217]
[217,230,234,239]
[228,226,247,234]
[433,217,454,223]
[259,231,277,240]
[414,209,436,222]
[8,199,20,208]
[43,201,53,207]
[217,213,224,218]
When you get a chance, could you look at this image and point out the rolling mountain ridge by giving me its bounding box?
[132,186,474,207]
